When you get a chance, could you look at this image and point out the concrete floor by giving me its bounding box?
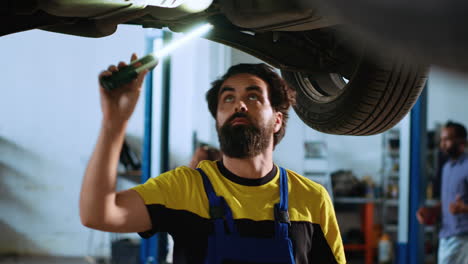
[0,256,108,264]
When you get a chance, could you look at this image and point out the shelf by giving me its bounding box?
[384,224,398,232]
[388,150,400,157]
[425,199,440,206]
[424,226,436,233]
[382,199,399,206]
[341,202,375,264]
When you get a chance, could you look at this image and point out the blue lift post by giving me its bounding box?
[156,30,173,263]
[139,30,173,264]
[139,33,158,264]
[408,84,428,264]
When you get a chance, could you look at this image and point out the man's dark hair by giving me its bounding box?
[445,121,467,140]
[206,63,295,146]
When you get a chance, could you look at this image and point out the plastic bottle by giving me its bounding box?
[378,233,392,264]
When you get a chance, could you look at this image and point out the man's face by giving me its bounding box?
[216,73,282,158]
[440,127,464,158]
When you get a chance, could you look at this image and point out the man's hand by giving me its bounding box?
[416,204,440,225]
[416,207,429,225]
[449,195,468,214]
[99,53,148,128]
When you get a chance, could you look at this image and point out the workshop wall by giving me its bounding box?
[428,67,468,130]
[0,25,147,256]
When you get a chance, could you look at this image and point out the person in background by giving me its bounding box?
[189,144,222,169]
[417,121,468,264]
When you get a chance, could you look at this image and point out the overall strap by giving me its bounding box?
[197,168,222,217]
[197,168,236,233]
[275,167,291,239]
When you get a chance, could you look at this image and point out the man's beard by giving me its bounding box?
[217,113,274,158]
[445,144,462,159]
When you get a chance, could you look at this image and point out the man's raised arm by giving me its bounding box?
[80,54,151,233]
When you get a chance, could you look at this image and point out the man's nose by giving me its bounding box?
[235,100,248,113]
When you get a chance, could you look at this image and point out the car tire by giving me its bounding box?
[282,53,428,135]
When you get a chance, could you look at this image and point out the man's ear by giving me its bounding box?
[274,112,283,133]
[459,140,467,152]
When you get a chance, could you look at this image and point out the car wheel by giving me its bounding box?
[282,50,428,135]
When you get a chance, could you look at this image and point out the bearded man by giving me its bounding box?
[80,56,345,264]
[417,121,468,264]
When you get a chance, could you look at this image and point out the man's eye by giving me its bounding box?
[224,95,234,103]
[248,94,259,101]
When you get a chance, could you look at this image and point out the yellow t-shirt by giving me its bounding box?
[132,160,345,264]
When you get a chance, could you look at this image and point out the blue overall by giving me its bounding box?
[197,167,296,264]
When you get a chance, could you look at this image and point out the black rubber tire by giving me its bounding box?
[282,53,428,136]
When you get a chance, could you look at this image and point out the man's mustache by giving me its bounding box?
[225,112,252,125]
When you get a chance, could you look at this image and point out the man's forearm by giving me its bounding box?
[80,121,127,227]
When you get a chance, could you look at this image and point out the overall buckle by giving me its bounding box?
[274,204,291,226]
